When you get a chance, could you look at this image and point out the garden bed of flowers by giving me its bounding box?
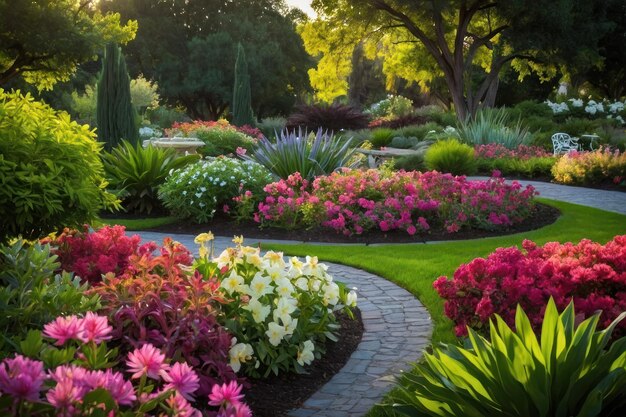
[0,226,359,416]
[434,235,626,337]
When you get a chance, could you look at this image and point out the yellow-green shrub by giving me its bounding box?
[424,138,477,175]
[551,148,626,185]
[0,89,118,242]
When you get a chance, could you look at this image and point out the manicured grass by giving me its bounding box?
[263,198,626,345]
[97,216,178,230]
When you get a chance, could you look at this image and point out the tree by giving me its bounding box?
[97,43,137,150]
[0,0,136,90]
[100,0,313,120]
[232,44,255,126]
[302,0,613,120]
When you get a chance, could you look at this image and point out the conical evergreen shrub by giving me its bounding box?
[97,42,137,150]
[232,43,255,127]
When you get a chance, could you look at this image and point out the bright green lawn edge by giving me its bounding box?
[97,216,178,230]
[261,198,625,415]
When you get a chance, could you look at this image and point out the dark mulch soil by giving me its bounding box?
[145,202,560,244]
[245,309,364,417]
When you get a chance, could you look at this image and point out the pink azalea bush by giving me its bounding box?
[256,169,537,235]
[0,314,250,416]
[434,235,626,337]
[43,225,141,284]
[474,143,551,159]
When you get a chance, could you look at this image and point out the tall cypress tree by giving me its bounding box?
[97,42,137,150]
[232,43,255,127]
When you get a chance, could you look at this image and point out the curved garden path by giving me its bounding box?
[132,180,624,416]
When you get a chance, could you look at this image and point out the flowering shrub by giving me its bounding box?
[43,225,141,284]
[257,169,537,235]
[194,235,357,377]
[0,313,250,416]
[433,235,626,337]
[92,237,237,396]
[545,98,625,124]
[159,157,273,223]
[167,119,263,139]
[551,147,626,185]
[474,144,552,159]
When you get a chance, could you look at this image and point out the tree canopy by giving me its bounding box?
[0,0,137,90]
[302,0,615,119]
[100,0,313,120]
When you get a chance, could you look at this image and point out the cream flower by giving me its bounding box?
[302,256,328,278]
[248,273,273,298]
[273,297,297,323]
[323,282,340,306]
[243,298,271,323]
[294,277,309,291]
[275,277,294,298]
[263,251,286,268]
[221,271,244,294]
[297,340,315,366]
[194,232,214,244]
[232,235,244,245]
[346,290,358,307]
[264,265,283,283]
[229,340,254,372]
[265,322,287,346]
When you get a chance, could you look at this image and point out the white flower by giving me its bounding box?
[297,340,315,366]
[229,341,254,372]
[302,256,327,278]
[323,282,340,306]
[221,271,244,294]
[283,316,298,335]
[275,277,295,298]
[346,290,358,307]
[569,98,584,107]
[265,322,287,346]
[243,298,271,323]
[263,251,286,268]
[273,297,297,323]
[585,104,598,115]
[248,272,273,298]
[294,277,309,291]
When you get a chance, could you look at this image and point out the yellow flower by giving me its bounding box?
[232,235,244,245]
[194,232,214,244]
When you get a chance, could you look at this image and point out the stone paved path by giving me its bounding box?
[470,176,626,215]
[133,232,433,417]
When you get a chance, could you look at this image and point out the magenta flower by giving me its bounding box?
[162,362,199,400]
[78,312,112,344]
[218,402,253,417]
[43,315,82,346]
[166,392,202,417]
[126,344,169,380]
[46,378,80,410]
[208,380,244,407]
[100,370,137,406]
[0,355,46,401]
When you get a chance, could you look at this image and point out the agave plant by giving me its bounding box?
[102,141,199,214]
[243,128,359,180]
[457,107,532,149]
[386,298,626,417]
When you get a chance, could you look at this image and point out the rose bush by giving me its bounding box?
[434,235,626,337]
[256,169,537,235]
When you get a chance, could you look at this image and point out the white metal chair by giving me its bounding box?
[551,133,580,155]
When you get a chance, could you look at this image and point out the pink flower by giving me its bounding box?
[46,378,80,409]
[162,362,199,400]
[43,315,82,346]
[218,402,253,417]
[0,355,46,401]
[78,312,112,344]
[208,380,244,407]
[126,344,169,380]
[166,392,201,417]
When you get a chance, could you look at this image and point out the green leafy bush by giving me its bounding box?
[390,136,419,149]
[385,299,626,417]
[369,128,395,148]
[367,95,414,118]
[286,103,369,132]
[458,108,532,149]
[393,153,426,172]
[424,139,477,175]
[476,157,557,178]
[258,116,287,139]
[0,240,100,353]
[102,141,199,214]
[0,89,118,242]
[397,122,445,140]
[159,157,273,223]
[244,129,358,180]
[194,127,257,157]
[147,105,190,128]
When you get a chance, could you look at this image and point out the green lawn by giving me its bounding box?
[262,198,626,345]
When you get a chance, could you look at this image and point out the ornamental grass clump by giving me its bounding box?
[194,234,357,378]
[385,298,626,417]
[256,170,537,236]
[434,235,626,338]
[0,313,251,416]
[551,147,626,186]
[158,157,273,223]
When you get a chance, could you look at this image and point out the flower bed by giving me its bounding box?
[3,227,358,415]
[256,170,537,235]
[474,144,552,159]
[166,119,263,139]
[434,235,626,337]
